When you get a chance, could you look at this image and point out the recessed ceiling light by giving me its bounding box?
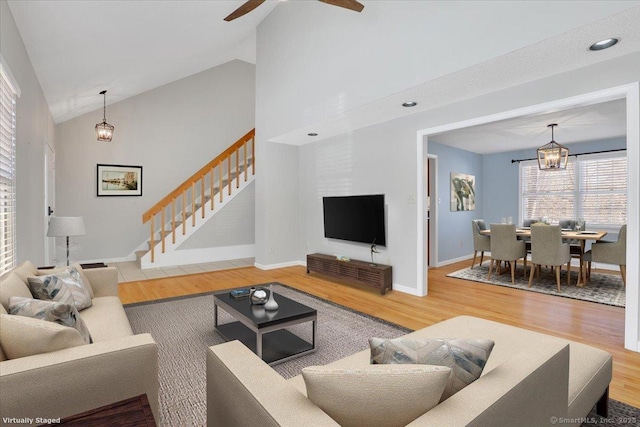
[402,101,418,107]
[589,38,618,51]
[308,133,318,136]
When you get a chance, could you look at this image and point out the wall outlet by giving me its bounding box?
[408,194,416,204]
[268,247,274,254]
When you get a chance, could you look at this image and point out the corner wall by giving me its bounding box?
[54,60,255,263]
[1,0,56,265]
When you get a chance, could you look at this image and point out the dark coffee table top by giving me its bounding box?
[214,287,317,328]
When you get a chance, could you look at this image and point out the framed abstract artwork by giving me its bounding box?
[97,164,143,197]
[450,172,475,211]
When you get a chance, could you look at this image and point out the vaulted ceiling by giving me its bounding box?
[7,0,640,152]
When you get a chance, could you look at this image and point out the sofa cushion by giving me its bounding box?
[0,272,33,311]
[79,297,133,342]
[302,364,451,427]
[28,267,92,310]
[9,297,91,344]
[10,261,38,283]
[0,313,85,359]
[0,303,6,361]
[370,337,494,401]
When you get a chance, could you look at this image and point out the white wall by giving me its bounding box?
[298,126,418,290]
[1,0,56,265]
[55,60,255,263]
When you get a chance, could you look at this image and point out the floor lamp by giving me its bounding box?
[47,217,86,266]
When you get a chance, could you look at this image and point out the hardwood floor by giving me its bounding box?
[119,260,640,408]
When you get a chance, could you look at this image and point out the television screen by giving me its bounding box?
[323,194,386,246]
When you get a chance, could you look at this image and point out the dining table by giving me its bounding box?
[480,227,607,287]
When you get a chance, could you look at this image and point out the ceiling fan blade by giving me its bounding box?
[318,0,365,13]
[224,0,266,22]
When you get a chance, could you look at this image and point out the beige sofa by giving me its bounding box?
[0,261,159,426]
[207,315,612,427]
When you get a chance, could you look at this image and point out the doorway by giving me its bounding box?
[416,83,639,352]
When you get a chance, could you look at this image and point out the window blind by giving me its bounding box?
[0,69,17,275]
[578,155,627,227]
[520,153,627,228]
[521,159,576,224]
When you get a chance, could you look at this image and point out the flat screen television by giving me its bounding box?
[322,194,386,246]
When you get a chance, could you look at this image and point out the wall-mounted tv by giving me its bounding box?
[323,194,386,246]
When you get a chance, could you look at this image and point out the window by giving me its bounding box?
[0,62,18,275]
[520,152,627,228]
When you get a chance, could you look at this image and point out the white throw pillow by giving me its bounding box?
[0,313,85,359]
[302,364,451,427]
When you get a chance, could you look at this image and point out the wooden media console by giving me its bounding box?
[306,253,392,295]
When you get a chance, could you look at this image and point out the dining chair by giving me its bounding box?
[584,224,626,286]
[488,224,527,285]
[528,224,571,292]
[522,219,539,227]
[559,218,586,270]
[471,219,491,269]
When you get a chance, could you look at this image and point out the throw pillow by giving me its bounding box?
[37,264,94,298]
[0,313,85,359]
[28,267,92,310]
[302,364,451,427]
[370,337,495,401]
[9,297,92,344]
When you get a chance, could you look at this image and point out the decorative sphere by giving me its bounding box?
[250,288,268,305]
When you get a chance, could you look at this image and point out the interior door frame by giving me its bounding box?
[415,82,639,352]
[44,142,55,265]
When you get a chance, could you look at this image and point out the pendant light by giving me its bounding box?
[95,90,114,142]
[537,123,568,170]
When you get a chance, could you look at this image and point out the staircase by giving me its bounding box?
[137,129,255,269]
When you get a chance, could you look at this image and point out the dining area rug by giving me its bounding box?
[447,264,625,307]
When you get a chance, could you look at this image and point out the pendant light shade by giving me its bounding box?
[95,90,114,142]
[537,124,568,171]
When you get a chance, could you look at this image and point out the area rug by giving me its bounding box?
[447,264,626,307]
[124,283,410,426]
[125,283,638,426]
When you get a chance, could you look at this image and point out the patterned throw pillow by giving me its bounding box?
[28,267,92,310]
[9,297,92,344]
[302,364,451,427]
[370,337,494,401]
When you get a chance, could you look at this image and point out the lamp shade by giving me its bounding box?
[47,217,86,237]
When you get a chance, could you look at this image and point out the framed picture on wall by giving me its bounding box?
[450,172,475,211]
[97,164,143,197]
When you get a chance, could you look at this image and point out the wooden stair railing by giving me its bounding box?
[141,129,255,263]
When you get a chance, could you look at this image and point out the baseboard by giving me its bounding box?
[78,255,136,265]
[254,260,306,270]
[392,283,424,297]
[436,254,474,267]
[140,244,255,269]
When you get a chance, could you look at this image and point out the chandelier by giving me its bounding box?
[95,90,114,142]
[537,123,568,170]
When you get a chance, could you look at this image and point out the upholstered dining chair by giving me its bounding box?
[471,219,491,269]
[584,224,626,286]
[559,219,586,267]
[488,224,527,285]
[528,224,571,292]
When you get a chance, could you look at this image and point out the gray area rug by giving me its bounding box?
[125,283,410,426]
[447,264,625,307]
[125,282,638,426]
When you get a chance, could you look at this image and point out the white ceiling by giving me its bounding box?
[7,0,279,124]
[6,0,640,151]
[429,99,627,154]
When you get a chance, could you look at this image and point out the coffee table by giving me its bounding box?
[213,288,317,365]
